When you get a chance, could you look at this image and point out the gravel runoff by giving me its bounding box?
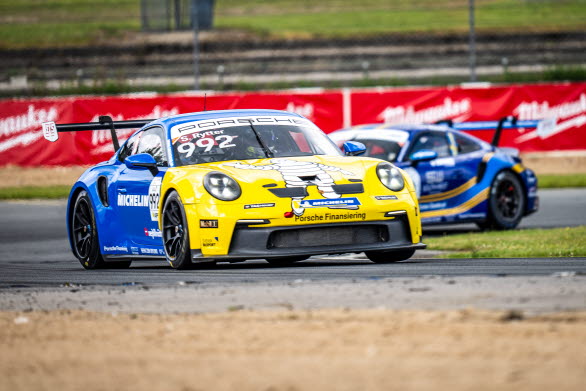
[1,274,584,314]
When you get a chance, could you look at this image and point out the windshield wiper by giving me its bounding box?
[249,123,274,158]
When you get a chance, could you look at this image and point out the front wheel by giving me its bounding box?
[162,191,192,269]
[365,249,415,264]
[478,171,525,230]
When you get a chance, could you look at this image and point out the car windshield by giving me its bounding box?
[171,120,342,166]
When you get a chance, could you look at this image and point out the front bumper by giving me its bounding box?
[191,216,425,262]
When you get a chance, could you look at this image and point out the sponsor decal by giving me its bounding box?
[130,247,139,255]
[118,194,149,207]
[144,227,162,238]
[430,157,456,167]
[294,212,367,223]
[225,158,357,217]
[148,176,162,222]
[200,220,218,228]
[295,197,361,209]
[202,238,218,247]
[244,203,275,209]
[103,245,127,252]
[140,248,159,255]
[420,202,448,211]
[424,170,445,184]
[115,177,162,222]
[375,195,398,200]
[377,98,471,124]
[459,212,485,219]
[170,116,313,140]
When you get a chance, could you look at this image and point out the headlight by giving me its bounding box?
[376,162,405,191]
[204,172,241,201]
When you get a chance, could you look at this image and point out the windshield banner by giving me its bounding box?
[0,82,584,166]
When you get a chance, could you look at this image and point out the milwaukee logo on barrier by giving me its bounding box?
[0,83,584,166]
[377,98,471,124]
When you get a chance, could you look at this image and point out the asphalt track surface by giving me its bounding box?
[0,188,584,289]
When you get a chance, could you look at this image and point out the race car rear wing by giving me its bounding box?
[42,116,155,152]
[435,116,555,147]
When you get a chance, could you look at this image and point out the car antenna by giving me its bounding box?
[203,93,207,111]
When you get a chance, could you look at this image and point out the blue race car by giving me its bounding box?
[328,117,540,229]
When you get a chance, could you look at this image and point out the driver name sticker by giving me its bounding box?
[148,176,162,222]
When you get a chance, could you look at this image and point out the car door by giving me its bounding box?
[406,131,459,204]
[115,126,168,250]
[448,130,485,193]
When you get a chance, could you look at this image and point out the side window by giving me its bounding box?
[135,127,168,166]
[118,132,140,162]
[453,132,481,155]
[409,132,451,159]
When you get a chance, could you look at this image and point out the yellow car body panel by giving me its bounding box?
[159,155,422,258]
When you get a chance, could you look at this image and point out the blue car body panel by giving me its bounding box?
[329,123,539,226]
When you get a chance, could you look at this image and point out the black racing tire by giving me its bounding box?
[478,171,525,231]
[266,256,310,266]
[162,190,192,269]
[365,249,415,264]
[71,190,133,269]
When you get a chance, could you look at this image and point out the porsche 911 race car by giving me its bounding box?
[328,117,540,229]
[43,109,425,269]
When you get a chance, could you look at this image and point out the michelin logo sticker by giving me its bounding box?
[225,158,357,216]
[116,176,162,222]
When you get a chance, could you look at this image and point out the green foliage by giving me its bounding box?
[0,185,71,200]
[0,0,585,48]
[425,226,586,258]
[538,174,586,189]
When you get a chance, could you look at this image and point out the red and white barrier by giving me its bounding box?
[1,82,584,166]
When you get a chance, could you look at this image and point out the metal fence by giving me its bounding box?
[0,0,584,93]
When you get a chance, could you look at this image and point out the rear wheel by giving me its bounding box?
[365,249,415,264]
[266,256,309,266]
[162,191,192,269]
[71,190,131,269]
[478,171,525,230]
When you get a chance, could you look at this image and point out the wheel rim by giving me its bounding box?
[163,199,184,259]
[495,178,521,221]
[72,199,93,258]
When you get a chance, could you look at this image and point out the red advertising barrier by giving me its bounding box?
[1,83,584,166]
[351,83,586,152]
[0,91,343,166]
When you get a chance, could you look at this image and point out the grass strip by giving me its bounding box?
[1,0,585,48]
[537,174,586,189]
[425,226,586,258]
[0,185,70,200]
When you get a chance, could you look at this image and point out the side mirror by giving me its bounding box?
[124,153,158,175]
[410,150,438,163]
[343,141,366,156]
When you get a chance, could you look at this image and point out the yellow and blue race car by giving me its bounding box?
[328,117,540,230]
[43,109,425,269]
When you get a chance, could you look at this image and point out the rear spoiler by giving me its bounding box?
[42,116,155,152]
[435,116,555,147]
